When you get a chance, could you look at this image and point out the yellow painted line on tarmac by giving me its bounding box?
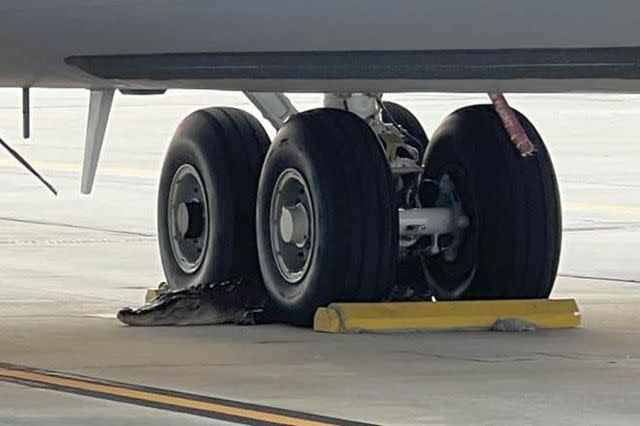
[0,158,640,213]
[0,158,156,179]
[564,202,640,214]
[2,157,639,214]
[3,157,637,213]
[0,364,370,425]
[314,299,581,333]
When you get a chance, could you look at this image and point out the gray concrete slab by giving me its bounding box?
[1,90,640,425]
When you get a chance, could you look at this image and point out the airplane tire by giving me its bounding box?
[158,107,269,290]
[256,108,398,325]
[420,105,561,299]
[381,101,429,157]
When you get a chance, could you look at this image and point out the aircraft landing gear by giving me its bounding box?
[156,93,561,325]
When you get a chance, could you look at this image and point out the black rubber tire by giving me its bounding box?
[381,101,429,157]
[158,107,269,289]
[421,105,561,299]
[256,108,398,325]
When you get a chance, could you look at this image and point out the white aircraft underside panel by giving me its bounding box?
[2,0,640,92]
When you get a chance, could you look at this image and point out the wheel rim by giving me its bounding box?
[167,164,209,274]
[420,166,478,298]
[269,168,315,284]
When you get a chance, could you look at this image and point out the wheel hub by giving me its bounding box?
[270,169,314,283]
[167,164,209,274]
[177,201,205,239]
[279,203,309,246]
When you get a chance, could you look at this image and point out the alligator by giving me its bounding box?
[117,277,432,327]
[117,277,272,326]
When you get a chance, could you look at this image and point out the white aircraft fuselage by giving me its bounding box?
[2,0,640,93]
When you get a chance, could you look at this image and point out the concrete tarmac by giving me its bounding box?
[0,90,639,425]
